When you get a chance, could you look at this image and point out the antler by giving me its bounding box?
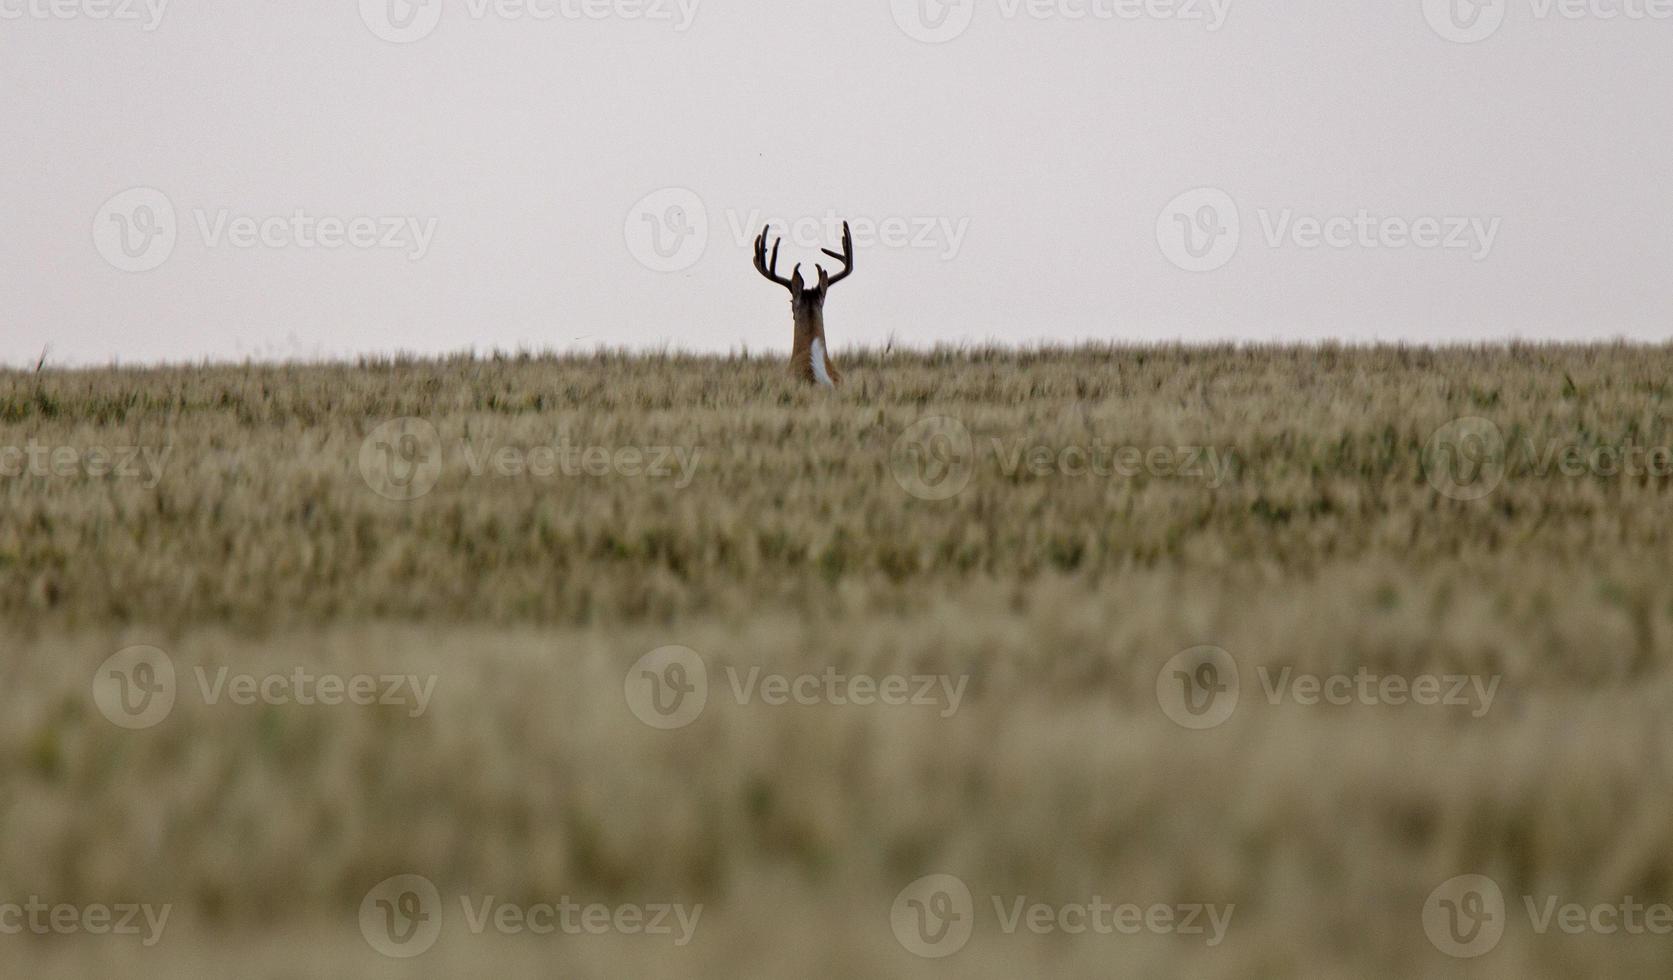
[753,227,799,293]
[755,221,854,292]
[818,221,854,287]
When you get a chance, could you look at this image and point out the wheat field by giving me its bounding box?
[3,344,1673,978]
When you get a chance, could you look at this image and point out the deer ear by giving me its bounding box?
[789,265,805,297]
[817,265,830,291]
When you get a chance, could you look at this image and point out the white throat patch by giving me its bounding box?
[810,338,834,387]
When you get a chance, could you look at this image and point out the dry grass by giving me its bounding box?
[2,344,1672,977]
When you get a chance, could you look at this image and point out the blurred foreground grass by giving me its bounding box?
[2,344,1672,977]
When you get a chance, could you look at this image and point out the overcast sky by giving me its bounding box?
[2,0,1669,365]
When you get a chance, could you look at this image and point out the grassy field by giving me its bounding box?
[3,344,1673,977]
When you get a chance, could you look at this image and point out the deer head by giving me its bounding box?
[754,221,852,387]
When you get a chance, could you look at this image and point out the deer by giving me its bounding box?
[753,221,853,387]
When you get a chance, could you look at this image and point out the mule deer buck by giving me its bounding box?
[753,222,852,387]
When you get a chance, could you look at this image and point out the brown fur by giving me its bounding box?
[754,222,852,387]
[789,273,840,386]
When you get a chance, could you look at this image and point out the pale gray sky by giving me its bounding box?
[3,0,1669,365]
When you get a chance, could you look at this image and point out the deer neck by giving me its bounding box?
[792,306,826,355]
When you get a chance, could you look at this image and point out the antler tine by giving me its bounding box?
[820,221,854,286]
[753,226,796,292]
